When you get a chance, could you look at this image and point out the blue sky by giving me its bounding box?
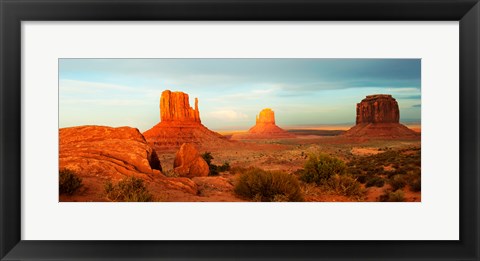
[59,59,421,131]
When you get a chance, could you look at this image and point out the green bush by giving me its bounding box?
[234,168,303,202]
[380,189,405,202]
[300,153,346,185]
[105,176,153,202]
[327,174,364,197]
[59,169,83,195]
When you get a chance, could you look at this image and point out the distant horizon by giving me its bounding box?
[59,59,421,132]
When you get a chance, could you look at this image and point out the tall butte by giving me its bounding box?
[143,90,230,150]
[232,108,294,139]
[343,94,419,139]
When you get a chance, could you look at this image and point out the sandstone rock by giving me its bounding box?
[59,126,198,201]
[344,95,419,139]
[256,108,275,124]
[173,143,210,178]
[143,90,232,150]
[60,125,162,178]
[160,90,201,123]
[356,94,399,124]
[232,108,295,139]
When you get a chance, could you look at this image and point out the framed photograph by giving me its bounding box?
[1,0,479,260]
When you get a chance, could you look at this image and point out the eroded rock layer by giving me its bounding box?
[59,125,198,201]
[356,94,400,124]
[60,125,162,177]
[344,95,419,139]
[232,108,295,139]
[143,90,231,150]
[160,90,201,123]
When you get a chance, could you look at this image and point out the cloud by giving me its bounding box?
[207,110,248,121]
[60,79,138,93]
[397,95,421,100]
[386,87,421,93]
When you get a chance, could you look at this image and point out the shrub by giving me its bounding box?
[201,152,230,176]
[356,175,367,184]
[327,174,364,198]
[380,189,405,202]
[389,175,406,191]
[105,176,153,202]
[218,162,231,172]
[365,176,385,188]
[408,177,421,192]
[234,168,303,202]
[201,152,214,165]
[300,153,346,185]
[59,169,83,195]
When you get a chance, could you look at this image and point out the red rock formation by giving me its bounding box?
[60,126,162,176]
[143,90,231,150]
[344,95,419,139]
[59,125,198,201]
[173,143,210,178]
[356,94,400,124]
[232,108,295,139]
[160,90,201,123]
[256,108,275,124]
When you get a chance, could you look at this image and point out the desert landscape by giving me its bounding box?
[59,59,421,202]
[60,89,420,202]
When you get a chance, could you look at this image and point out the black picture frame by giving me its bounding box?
[1,0,479,260]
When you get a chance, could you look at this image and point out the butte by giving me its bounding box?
[343,94,419,139]
[231,108,295,139]
[143,90,230,150]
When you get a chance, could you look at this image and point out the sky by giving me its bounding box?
[59,59,421,132]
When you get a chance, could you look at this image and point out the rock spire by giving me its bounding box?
[160,90,201,123]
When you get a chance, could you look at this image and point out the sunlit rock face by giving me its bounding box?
[60,125,162,178]
[344,94,419,139]
[232,108,295,139]
[160,90,201,123]
[59,125,199,201]
[173,143,210,178]
[255,108,275,124]
[143,90,231,150]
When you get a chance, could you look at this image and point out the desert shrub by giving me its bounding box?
[380,189,405,202]
[292,168,305,176]
[105,176,153,202]
[208,165,219,176]
[234,168,303,202]
[327,174,364,198]
[217,162,231,172]
[59,169,83,195]
[300,153,346,185]
[407,173,421,192]
[201,152,230,176]
[201,152,214,165]
[356,175,367,184]
[365,176,385,188]
[409,178,421,192]
[389,175,406,191]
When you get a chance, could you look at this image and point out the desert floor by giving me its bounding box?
[154,129,421,202]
